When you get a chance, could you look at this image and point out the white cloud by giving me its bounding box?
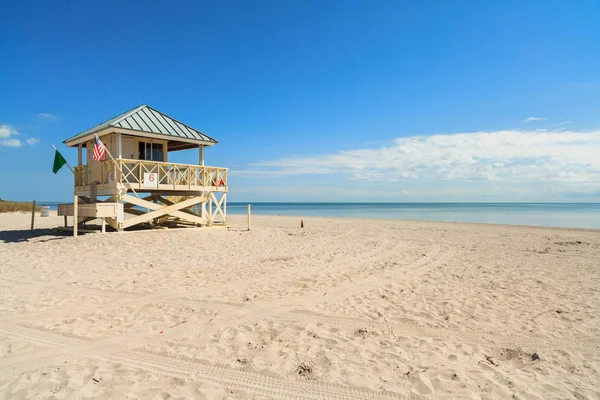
[242,130,600,193]
[0,124,23,147]
[36,113,59,121]
[0,125,38,147]
[0,124,19,138]
[1,138,22,147]
[523,116,546,122]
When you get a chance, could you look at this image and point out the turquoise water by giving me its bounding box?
[227,202,600,230]
[39,202,600,229]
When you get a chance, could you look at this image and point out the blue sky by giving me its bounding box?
[1,0,600,202]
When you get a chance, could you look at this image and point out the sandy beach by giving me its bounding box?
[0,212,599,399]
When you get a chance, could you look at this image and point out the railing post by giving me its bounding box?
[157,162,160,188]
[117,159,122,184]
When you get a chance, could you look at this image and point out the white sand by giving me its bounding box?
[0,211,599,399]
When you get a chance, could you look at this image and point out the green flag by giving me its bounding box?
[52,149,67,174]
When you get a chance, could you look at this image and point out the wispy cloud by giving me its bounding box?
[26,138,40,145]
[555,121,571,126]
[523,116,546,122]
[36,113,59,121]
[240,130,600,193]
[1,138,22,147]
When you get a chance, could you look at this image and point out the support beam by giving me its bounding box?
[73,195,78,237]
[199,145,204,166]
[121,194,207,228]
[105,217,119,230]
[78,145,83,166]
[117,133,122,159]
[209,192,226,224]
[116,195,124,233]
[156,196,205,218]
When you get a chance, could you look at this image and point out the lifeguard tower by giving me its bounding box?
[58,105,227,235]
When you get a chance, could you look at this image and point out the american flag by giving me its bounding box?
[93,136,106,161]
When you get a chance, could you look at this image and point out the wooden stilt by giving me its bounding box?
[73,195,78,237]
[208,196,213,226]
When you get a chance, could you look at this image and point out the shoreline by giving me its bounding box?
[229,211,600,232]
[2,209,600,233]
[15,201,600,230]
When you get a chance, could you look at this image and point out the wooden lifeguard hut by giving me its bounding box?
[58,105,227,235]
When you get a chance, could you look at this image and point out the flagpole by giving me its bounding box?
[95,134,139,198]
[52,145,75,174]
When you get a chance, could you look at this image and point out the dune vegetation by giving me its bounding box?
[0,198,40,213]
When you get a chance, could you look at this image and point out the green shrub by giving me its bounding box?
[0,200,41,213]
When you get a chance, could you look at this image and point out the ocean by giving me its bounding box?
[228,202,600,230]
[38,202,600,230]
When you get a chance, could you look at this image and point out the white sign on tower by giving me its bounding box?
[143,172,158,188]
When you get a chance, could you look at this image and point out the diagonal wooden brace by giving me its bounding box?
[121,194,206,228]
[210,192,226,222]
[156,196,203,218]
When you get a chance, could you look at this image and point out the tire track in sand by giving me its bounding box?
[280,310,600,351]
[0,316,406,399]
[0,234,400,325]
[107,348,405,400]
[319,243,456,303]
[0,324,84,348]
[0,238,441,399]
[0,241,443,373]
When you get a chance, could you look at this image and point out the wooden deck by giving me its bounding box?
[74,159,228,193]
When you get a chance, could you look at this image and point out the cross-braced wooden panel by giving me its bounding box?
[208,192,227,225]
[120,194,208,229]
[121,161,140,184]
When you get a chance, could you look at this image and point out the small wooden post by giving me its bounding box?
[247,203,252,231]
[64,215,68,227]
[30,200,36,230]
[101,218,106,233]
[73,195,78,237]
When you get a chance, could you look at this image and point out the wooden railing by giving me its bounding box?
[75,159,227,190]
[74,165,88,187]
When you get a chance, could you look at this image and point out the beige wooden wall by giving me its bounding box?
[85,133,169,183]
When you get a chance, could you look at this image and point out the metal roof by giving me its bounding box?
[63,105,218,147]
